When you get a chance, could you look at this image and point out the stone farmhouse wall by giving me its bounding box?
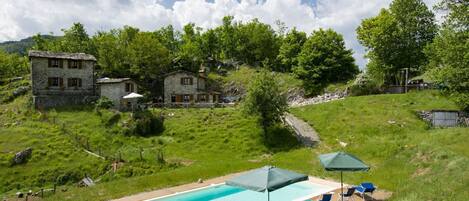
[164,71,208,103]
[30,57,97,108]
[99,80,137,109]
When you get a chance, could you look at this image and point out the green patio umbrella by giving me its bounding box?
[319,152,370,201]
[226,166,308,201]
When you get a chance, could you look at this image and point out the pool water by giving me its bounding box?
[149,181,334,201]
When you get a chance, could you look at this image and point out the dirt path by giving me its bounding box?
[284,113,320,147]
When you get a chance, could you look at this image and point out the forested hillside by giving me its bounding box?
[0,35,58,55]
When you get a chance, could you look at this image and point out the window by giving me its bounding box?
[48,77,62,87]
[181,77,193,85]
[68,60,81,69]
[49,59,61,68]
[197,94,207,102]
[183,95,191,102]
[68,78,82,88]
[125,83,134,92]
[171,95,176,103]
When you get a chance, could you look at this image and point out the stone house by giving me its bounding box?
[96,78,138,110]
[163,70,220,104]
[29,50,98,108]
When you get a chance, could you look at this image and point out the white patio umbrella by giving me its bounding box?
[123,92,143,112]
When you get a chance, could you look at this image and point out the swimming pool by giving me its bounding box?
[148,181,335,201]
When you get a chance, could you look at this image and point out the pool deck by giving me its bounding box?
[111,171,343,201]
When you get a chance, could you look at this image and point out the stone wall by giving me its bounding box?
[33,95,98,109]
[418,110,469,127]
[99,81,137,109]
[30,57,96,108]
[163,72,206,103]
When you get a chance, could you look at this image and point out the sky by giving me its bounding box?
[0,0,440,69]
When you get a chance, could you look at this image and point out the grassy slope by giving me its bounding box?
[1,89,467,201]
[291,90,469,200]
[0,92,299,200]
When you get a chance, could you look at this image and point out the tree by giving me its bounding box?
[175,23,205,72]
[425,0,468,111]
[217,16,238,60]
[294,29,359,95]
[357,0,437,84]
[242,70,288,135]
[57,23,95,54]
[92,26,139,77]
[276,28,307,72]
[235,19,280,67]
[0,50,28,79]
[128,32,171,81]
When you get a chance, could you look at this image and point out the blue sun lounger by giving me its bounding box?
[355,182,376,201]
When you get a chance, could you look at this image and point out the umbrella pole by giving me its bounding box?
[267,190,270,201]
[341,171,343,201]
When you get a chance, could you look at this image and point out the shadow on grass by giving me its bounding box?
[264,124,301,152]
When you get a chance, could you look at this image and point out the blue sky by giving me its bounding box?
[0,0,439,69]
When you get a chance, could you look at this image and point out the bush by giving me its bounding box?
[122,110,164,137]
[349,73,382,96]
[95,97,114,110]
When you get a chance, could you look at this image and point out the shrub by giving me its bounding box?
[349,73,382,96]
[122,110,164,136]
[95,97,114,110]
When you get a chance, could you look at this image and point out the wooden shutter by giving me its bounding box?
[67,78,72,87]
[78,79,82,87]
[59,78,63,87]
[48,78,52,86]
[180,78,183,85]
[48,59,52,67]
[78,61,82,69]
[59,59,63,68]
[190,78,193,85]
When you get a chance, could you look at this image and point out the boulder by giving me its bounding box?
[13,148,32,165]
[12,86,30,96]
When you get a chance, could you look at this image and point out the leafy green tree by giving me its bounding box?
[425,0,468,111]
[57,23,95,54]
[154,25,180,53]
[174,23,205,71]
[242,70,288,135]
[31,34,52,51]
[199,29,220,60]
[294,29,359,95]
[92,26,139,77]
[129,32,171,87]
[0,50,28,79]
[235,19,279,67]
[357,0,437,84]
[276,28,307,72]
[217,16,238,60]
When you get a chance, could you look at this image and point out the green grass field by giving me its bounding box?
[1,89,468,201]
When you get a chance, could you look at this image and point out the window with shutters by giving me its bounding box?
[49,59,60,68]
[183,95,191,102]
[181,77,193,85]
[68,60,80,69]
[125,83,134,92]
[48,77,61,87]
[68,78,82,88]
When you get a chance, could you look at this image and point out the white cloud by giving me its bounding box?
[0,0,441,69]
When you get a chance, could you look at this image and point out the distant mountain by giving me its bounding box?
[0,35,59,55]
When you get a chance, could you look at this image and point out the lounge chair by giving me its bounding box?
[317,193,333,201]
[339,187,356,201]
[355,182,376,201]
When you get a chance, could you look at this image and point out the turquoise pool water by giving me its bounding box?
[149,181,333,201]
